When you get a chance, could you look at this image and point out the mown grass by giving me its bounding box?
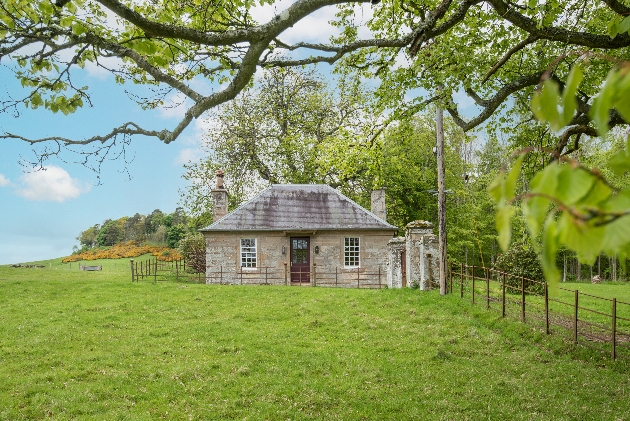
[1,261,630,420]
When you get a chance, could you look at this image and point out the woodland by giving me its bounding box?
[3,0,630,283]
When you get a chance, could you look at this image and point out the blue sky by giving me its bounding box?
[0,64,206,264]
[0,1,368,264]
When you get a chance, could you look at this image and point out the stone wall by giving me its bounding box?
[387,220,439,289]
[204,230,394,286]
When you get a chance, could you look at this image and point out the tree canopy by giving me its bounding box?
[2,0,630,163]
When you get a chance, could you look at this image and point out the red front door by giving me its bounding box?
[290,237,310,284]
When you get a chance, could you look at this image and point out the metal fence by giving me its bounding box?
[449,262,630,360]
[131,258,386,288]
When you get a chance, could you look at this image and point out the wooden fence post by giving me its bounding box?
[378,266,382,288]
[521,275,525,322]
[284,263,288,286]
[357,267,360,289]
[335,267,338,288]
[485,267,490,310]
[612,297,617,359]
[574,289,579,345]
[240,267,243,285]
[265,267,268,285]
[460,263,464,298]
[313,263,316,287]
[175,259,179,282]
[502,272,506,318]
[472,264,475,304]
[130,259,135,282]
[544,282,549,335]
[449,261,453,294]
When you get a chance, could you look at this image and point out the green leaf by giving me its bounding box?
[530,162,561,196]
[612,69,630,123]
[561,65,582,125]
[523,195,550,239]
[557,213,603,265]
[488,172,504,203]
[609,18,620,39]
[555,166,595,205]
[496,205,515,252]
[590,69,618,137]
[602,215,630,254]
[607,150,630,177]
[72,24,86,36]
[619,16,630,34]
[531,80,561,130]
[541,213,560,285]
[504,153,525,200]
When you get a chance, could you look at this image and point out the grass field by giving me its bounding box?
[1,260,630,420]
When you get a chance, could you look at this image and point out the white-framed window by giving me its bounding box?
[344,237,360,267]
[240,238,257,268]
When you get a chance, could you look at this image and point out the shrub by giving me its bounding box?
[493,242,545,295]
[178,233,206,274]
[62,241,182,263]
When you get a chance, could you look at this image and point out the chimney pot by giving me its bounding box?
[212,170,228,221]
[371,188,387,222]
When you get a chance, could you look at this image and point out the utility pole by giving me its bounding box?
[436,102,448,295]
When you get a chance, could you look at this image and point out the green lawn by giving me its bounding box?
[1,261,629,420]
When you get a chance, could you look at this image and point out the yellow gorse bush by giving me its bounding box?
[62,241,183,263]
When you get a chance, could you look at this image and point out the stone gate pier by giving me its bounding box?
[387,220,438,290]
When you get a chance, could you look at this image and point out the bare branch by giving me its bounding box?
[482,34,538,83]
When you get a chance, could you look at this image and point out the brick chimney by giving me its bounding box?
[371,188,387,221]
[211,170,228,221]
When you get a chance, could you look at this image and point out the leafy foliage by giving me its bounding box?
[62,241,182,262]
[177,232,206,273]
[491,61,630,286]
[493,242,545,295]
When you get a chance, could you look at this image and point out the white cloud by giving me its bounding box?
[16,166,91,202]
[0,174,10,187]
[159,92,192,119]
[174,148,202,165]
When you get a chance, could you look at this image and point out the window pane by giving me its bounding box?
[344,237,359,267]
[241,238,257,268]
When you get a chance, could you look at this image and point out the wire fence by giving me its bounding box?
[449,262,630,360]
[130,258,386,289]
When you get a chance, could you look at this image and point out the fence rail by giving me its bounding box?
[130,259,386,288]
[450,262,630,360]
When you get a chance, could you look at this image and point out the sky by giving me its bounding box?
[0,1,378,264]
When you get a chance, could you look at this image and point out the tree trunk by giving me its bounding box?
[563,253,567,283]
[436,102,447,295]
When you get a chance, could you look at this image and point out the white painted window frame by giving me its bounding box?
[240,238,257,269]
[344,237,360,268]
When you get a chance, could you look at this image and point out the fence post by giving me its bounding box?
[544,282,549,335]
[485,267,490,310]
[502,272,506,318]
[175,259,179,282]
[335,267,338,288]
[574,289,579,345]
[265,267,268,285]
[357,267,360,289]
[130,259,135,282]
[472,264,475,304]
[378,266,382,288]
[154,258,158,283]
[449,261,453,294]
[460,263,464,298]
[240,267,243,285]
[220,265,223,285]
[612,297,617,359]
[521,275,525,322]
[284,263,288,286]
[313,263,316,287]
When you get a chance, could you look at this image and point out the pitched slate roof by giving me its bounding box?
[200,184,398,232]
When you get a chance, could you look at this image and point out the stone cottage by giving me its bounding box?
[200,171,438,289]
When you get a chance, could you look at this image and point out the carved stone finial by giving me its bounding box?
[215,170,225,189]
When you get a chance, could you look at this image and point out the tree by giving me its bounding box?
[181,66,380,215]
[77,224,100,249]
[3,0,630,167]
